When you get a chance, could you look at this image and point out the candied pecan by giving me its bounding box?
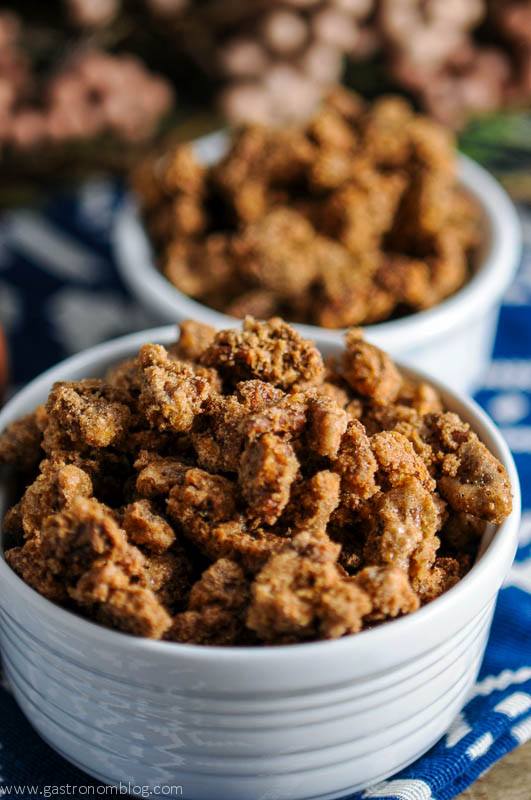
[192,385,286,473]
[201,317,324,389]
[6,539,68,602]
[167,467,237,527]
[307,107,358,151]
[71,561,172,639]
[312,253,389,329]
[398,380,443,416]
[334,420,379,511]
[438,438,512,524]
[0,409,44,471]
[360,96,414,168]
[355,565,419,621]
[408,117,456,175]
[417,556,464,603]
[371,430,435,491]
[19,459,93,539]
[139,343,214,433]
[363,478,446,588]
[291,526,341,564]
[306,395,349,459]
[239,433,299,526]
[341,329,402,405]
[167,470,284,571]
[122,499,176,553]
[313,380,350,408]
[3,502,23,540]
[167,558,249,646]
[192,395,248,473]
[44,379,131,450]
[225,289,279,320]
[424,411,471,454]
[247,548,371,643]
[376,255,432,310]
[441,511,486,553]
[233,208,319,297]
[171,320,216,362]
[39,497,145,582]
[236,380,285,412]
[244,392,308,442]
[143,549,194,610]
[135,453,189,497]
[105,358,143,402]
[309,149,354,191]
[287,471,341,536]
[164,236,235,299]
[325,86,365,122]
[169,195,207,237]
[160,143,205,195]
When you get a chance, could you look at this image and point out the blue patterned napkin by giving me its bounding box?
[0,184,530,800]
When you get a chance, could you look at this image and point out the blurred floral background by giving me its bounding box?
[1,0,531,204]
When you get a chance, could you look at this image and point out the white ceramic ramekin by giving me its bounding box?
[0,326,521,800]
[113,132,522,394]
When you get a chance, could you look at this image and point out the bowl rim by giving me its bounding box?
[0,324,521,662]
[113,136,522,348]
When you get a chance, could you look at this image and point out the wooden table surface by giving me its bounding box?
[457,740,531,799]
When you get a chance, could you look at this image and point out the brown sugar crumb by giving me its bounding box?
[135,90,480,328]
[201,317,325,389]
[1,319,512,644]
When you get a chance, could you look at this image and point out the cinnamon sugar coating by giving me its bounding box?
[0,319,512,644]
[134,90,481,329]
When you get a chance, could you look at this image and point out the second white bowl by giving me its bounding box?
[113,134,522,393]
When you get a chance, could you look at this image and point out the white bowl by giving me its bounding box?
[113,132,522,394]
[0,326,521,800]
